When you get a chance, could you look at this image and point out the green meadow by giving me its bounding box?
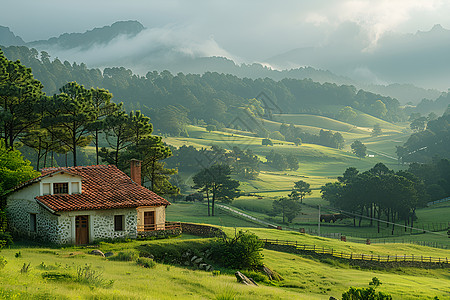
[0,229,448,299]
[161,114,449,249]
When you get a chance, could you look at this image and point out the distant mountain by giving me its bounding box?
[0,21,443,105]
[28,20,145,50]
[0,26,25,46]
[362,83,441,106]
[267,23,450,91]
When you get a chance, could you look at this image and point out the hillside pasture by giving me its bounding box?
[0,230,448,299]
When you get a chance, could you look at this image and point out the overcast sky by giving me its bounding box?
[2,0,450,61]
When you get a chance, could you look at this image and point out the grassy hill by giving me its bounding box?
[0,228,448,299]
[164,122,408,194]
[273,112,405,133]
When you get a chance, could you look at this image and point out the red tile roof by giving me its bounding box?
[33,165,170,212]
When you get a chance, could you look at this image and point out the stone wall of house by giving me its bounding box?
[6,185,60,243]
[91,209,137,241]
[58,208,138,244]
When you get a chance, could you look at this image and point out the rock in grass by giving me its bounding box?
[104,252,114,258]
[194,257,203,264]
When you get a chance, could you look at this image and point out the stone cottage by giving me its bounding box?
[6,160,172,244]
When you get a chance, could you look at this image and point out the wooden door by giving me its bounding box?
[75,215,89,244]
[144,211,155,231]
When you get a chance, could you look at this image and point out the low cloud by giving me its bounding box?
[42,25,240,73]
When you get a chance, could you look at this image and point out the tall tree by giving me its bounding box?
[127,110,153,147]
[42,82,94,166]
[371,124,382,137]
[272,197,302,223]
[193,164,240,216]
[128,136,178,195]
[0,51,44,149]
[292,180,312,203]
[0,140,40,195]
[193,168,213,216]
[101,107,132,166]
[351,140,367,159]
[88,88,116,164]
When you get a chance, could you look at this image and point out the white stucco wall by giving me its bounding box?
[39,172,82,195]
[136,206,166,230]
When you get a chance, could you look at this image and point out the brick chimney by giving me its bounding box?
[130,159,141,185]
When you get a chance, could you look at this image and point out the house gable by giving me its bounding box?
[39,172,82,196]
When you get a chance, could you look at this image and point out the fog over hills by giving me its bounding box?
[0,20,446,104]
[267,23,450,91]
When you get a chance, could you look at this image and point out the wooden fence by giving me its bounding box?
[427,197,450,206]
[137,221,181,232]
[262,239,449,264]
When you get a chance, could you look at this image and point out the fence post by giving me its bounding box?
[387,255,389,262]
[362,254,364,261]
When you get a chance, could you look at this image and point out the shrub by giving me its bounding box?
[211,230,264,270]
[108,251,137,261]
[138,240,212,265]
[215,289,237,300]
[241,270,269,283]
[20,262,31,274]
[136,257,156,269]
[369,277,382,287]
[0,256,7,269]
[42,271,74,282]
[38,261,58,270]
[0,231,13,247]
[76,264,113,287]
[342,287,392,300]
[262,138,273,146]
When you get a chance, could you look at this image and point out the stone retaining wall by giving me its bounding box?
[137,227,182,239]
[181,223,225,238]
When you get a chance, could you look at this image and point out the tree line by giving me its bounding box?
[2,45,406,139]
[278,123,345,149]
[0,50,177,196]
[396,109,450,163]
[321,163,428,234]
